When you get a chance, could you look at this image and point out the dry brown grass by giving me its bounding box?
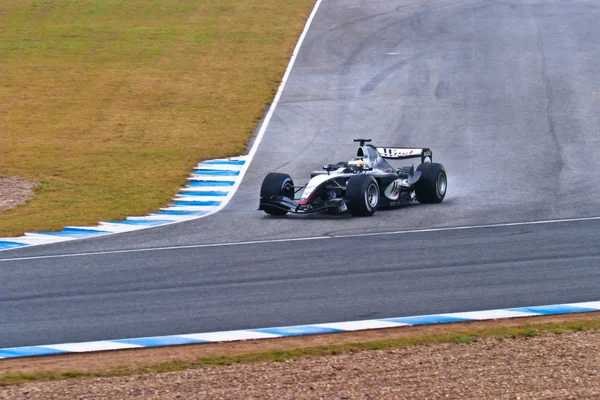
[0,0,315,236]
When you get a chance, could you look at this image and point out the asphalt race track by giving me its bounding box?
[1,0,600,348]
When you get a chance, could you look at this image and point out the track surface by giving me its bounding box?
[2,0,600,347]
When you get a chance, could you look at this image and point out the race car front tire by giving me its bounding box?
[260,172,294,215]
[414,163,447,204]
[347,175,379,217]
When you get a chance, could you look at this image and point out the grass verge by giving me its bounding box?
[0,0,315,236]
[1,315,599,385]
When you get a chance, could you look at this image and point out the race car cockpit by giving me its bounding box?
[354,140,395,173]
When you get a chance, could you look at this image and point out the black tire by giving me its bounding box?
[346,175,379,217]
[414,163,447,204]
[260,172,294,215]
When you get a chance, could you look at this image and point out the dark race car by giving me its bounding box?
[259,139,447,217]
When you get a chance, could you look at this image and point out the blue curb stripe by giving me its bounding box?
[202,160,246,166]
[105,220,174,226]
[193,169,240,176]
[151,211,208,216]
[30,228,111,238]
[114,336,208,347]
[0,241,28,250]
[172,201,222,207]
[384,315,471,325]
[1,301,598,359]
[178,191,229,197]
[187,180,236,187]
[0,347,67,358]
[508,305,598,315]
[254,326,345,337]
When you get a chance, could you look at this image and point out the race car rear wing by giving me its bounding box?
[376,147,432,164]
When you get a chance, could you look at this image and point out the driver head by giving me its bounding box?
[348,159,365,172]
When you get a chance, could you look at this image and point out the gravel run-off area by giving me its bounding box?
[0,177,36,213]
[1,328,599,399]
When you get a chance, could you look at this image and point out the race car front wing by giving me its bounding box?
[259,196,346,214]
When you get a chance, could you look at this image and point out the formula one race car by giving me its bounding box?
[259,139,447,217]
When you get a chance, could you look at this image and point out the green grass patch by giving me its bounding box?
[2,318,599,385]
[0,0,316,236]
[449,334,479,344]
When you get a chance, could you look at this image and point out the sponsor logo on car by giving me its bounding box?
[384,179,403,200]
[378,148,423,158]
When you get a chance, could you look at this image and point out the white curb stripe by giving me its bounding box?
[179,186,232,193]
[127,214,200,222]
[177,331,281,342]
[161,206,219,212]
[439,310,538,320]
[64,226,113,232]
[188,174,239,181]
[313,320,409,331]
[99,222,151,230]
[174,195,227,202]
[0,237,66,246]
[565,301,600,309]
[96,223,150,232]
[195,164,244,171]
[21,234,75,242]
[44,341,141,352]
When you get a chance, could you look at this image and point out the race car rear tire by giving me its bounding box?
[347,175,379,217]
[260,173,294,215]
[414,163,447,204]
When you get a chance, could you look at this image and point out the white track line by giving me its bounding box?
[0,236,332,262]
[1,215,599,263]
[207,0,324,214]
[332,215,600,238]
[333,217,600,238]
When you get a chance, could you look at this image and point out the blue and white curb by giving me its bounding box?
[1,301,598,359]
[0,157,249,252]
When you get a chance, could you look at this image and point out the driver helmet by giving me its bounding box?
[348,159,365,172]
